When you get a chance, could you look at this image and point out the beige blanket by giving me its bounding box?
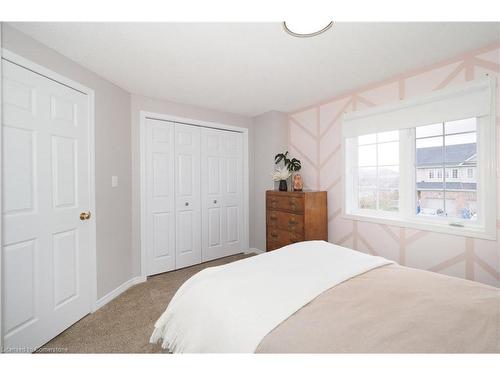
[257,264,500,353]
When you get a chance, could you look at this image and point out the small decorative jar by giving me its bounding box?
[279,180,288,191]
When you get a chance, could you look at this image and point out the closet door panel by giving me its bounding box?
[202,129,244,261]
[221,132,244,256]
[175,124,202,268]
[208,207,222,247]
[206,155,223,250]
[145,119,175,275]
[201,128,225,262]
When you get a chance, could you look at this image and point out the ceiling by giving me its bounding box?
[9,22,500,117]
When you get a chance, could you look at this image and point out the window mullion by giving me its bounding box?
[375,137,380,211]
[399,128,414,219]
[442,122,447,217]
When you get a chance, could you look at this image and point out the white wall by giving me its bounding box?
[253,111,289,250]
[1,25,133,299]
[130,94,255,276]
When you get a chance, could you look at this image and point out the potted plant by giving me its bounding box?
[272,151,302,191]
[271,166,291,191]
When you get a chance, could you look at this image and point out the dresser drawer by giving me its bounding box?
[267,210,304,233]
[266,194,304,213]
[266,241,283,251]
[267,228,304,246]
[266,238,295,251]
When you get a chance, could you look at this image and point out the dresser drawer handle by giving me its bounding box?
[270,232,278,238]
[288,219,298,225]
[270,214,277,221]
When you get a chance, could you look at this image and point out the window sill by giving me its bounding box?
[342,211,497,241]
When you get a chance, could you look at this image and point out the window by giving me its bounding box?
[343,77,496,239]
[415,119,477,221]
[356,131,399,212]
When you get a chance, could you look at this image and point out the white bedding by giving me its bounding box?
[150,240,393,353]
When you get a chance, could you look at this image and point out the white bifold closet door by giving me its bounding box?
[144,118,244,276]
[174,123,202,269]
[144,120,202,274]
[201,128,244,262]
[144,118,176,275]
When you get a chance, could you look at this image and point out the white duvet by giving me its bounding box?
[150,240,393,353]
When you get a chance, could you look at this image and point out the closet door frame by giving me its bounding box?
[139,111,249,278]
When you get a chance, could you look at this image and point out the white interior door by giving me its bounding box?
[145,118,175,275]
[201,128,244,261]
[2,59,92,350]
[174,123,201,268]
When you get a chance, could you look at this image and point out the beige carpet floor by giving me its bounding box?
[38,253,252,353]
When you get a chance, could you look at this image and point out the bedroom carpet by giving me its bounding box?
[37,253,253,353]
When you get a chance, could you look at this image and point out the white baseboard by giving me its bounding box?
[245,247,264,255]
[94,275,147,311]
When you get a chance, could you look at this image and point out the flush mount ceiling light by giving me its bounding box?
[283,21,333,38]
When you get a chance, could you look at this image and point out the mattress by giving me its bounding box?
[256,263,500,353]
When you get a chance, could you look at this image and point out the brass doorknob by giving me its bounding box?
[80,211,91,220]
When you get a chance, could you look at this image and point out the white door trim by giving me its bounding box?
[139,111,250,278]
[0,49,98,352]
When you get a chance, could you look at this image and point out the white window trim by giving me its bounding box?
[342,77,497,241]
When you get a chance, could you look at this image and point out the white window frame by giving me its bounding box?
[342,77,497,240]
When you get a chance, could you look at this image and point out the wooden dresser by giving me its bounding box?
[266,190,328,251]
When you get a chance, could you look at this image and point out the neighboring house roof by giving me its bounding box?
[417,182,477,190]
[416,143,476,167]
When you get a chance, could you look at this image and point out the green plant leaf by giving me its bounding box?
[288,158,302,172]
[274,151,290,165]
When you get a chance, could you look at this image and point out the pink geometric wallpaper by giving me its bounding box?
[288,42,500,287]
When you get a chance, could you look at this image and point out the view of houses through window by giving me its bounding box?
[415,118,477,220]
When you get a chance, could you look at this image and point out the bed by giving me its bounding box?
[150,241,500,353]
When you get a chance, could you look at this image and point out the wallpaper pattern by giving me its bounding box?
[288,43,500,287]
